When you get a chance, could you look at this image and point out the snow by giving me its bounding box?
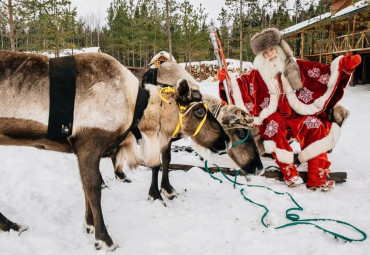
[281,12,331,35]
[282,0,369,35]
[29,47,101,58]
[150,51,177,65]
[1,79,370,254]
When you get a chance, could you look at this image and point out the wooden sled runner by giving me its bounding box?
[166,164,347,183]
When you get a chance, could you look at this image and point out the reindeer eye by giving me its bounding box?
[194,107,206,118]
[235,129,247,140]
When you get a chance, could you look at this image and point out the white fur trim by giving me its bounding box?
[264,140,294,164]
[253,46,287,125]
[227,73,248,112]
[283,56,344,115]
[298,123,341,163]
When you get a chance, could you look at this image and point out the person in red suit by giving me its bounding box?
[218,28,361,190]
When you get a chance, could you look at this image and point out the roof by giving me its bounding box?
[332,0,369,19]
[281,12,331,35]
[149,51,177,65]
[282,0,369,35]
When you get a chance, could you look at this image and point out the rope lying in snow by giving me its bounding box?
[204,137,367,242]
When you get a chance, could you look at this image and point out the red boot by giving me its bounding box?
[275,157,303,187]
[307,153,335,190]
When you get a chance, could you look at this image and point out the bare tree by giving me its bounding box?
[0,0,15,50]
[165,0,172,61]
[239,0,243,75]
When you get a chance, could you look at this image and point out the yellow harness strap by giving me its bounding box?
[192,104,208,137]
[159,87,175,104]
[172,105,186,137]
[158,87,208,138]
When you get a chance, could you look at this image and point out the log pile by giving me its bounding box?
[184,64,219,81]
[184,62,250,82]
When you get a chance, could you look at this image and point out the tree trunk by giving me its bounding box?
[165,0,173,61]
[239,0,243,75]
[55,31,60,57]
[7,0,15,51]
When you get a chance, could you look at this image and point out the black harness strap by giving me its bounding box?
[142,68,158,86]
[103,87,150,157]
[48,56,76,140]
[141,68,173,88]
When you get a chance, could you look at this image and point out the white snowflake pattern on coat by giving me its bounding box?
[298,87,313,103]
[307,67,320,79]
[303,116,323,129]
[245,102,254,113]
[260,97,270,109]
[249,83,254,97]
[264,120,279,138]
[318,73,330,85]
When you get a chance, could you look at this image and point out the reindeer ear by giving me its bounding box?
[175,79,192,103]
[222,114,241,126]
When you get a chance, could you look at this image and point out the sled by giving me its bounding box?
[166,163,347,183]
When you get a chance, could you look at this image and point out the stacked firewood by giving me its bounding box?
[184,64,219,81]
[184,63,249,81]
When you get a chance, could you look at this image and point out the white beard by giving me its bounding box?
[253,46,287,94]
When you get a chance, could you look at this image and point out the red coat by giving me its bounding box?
[219,56,353,164]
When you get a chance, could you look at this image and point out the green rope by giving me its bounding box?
[204,160,367,242]
[231,130,250,148]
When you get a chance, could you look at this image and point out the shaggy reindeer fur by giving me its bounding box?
[195,95,263,175]
[0,50,230,250]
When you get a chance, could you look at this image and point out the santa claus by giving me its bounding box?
[218,27,361,190]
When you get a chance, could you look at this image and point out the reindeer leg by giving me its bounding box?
[83,193,95,234]
[161,141,178,200]
[111,155,131,183]
[76,144,117,251]
[0,212,28,235]
[148,166,166,206]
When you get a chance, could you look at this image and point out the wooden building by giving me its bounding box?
[148,51,177,68]
[282,0,369,84]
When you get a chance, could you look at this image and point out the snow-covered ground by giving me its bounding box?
[28,47,101,58]
[1,80,369,254]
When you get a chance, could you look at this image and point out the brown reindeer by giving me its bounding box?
[198,95,264,174]
[0,50,231,251]
[110,63,263,203]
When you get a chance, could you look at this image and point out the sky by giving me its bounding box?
[71,0,227,27]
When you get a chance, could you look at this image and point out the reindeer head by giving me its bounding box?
[173,79,231,153]
[218,105,263,175]
[194,95,264,176]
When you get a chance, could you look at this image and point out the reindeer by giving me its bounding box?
[0,50,231,251]
[110,63,263,204]
[197,94,264,174]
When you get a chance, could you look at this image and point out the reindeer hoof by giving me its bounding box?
[160,187,179,200]
[114,172,132,183]
[148,189,166,206]
[15,224,29,235]
[84,221,95,234]
[95,240,119,251]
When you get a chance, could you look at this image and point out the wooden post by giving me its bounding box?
[311,31,315,55]
[350,17,357,86]
[352,16,356,50]
[296,35,300,57]
[346,18,350,53]
[300,32,304,59]
[362,56,366,85]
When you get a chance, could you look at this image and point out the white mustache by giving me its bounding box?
[268,54,278,60]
